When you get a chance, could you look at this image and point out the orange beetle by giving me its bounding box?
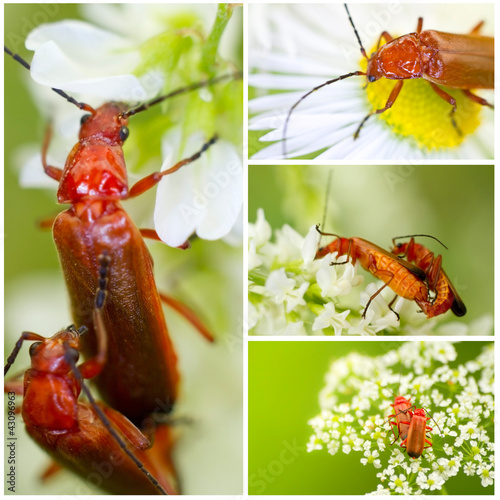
[283,4,494,156]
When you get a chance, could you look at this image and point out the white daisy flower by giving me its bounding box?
[249,4,493,160]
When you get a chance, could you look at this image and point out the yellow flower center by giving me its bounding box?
[360,45,483,150]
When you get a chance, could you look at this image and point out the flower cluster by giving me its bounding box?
[248,210,492,336]
[307,342,494,494]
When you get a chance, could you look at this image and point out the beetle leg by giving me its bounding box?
[462,89,494,109]
[469,20,484,35]
[102,405,151,450]
[38,214,58,231]
[138,228,192,249]
[362,279,392,318]
[416,18,423,34]
[4,379,24,398]
[376,31,393,50]
[354,80,404,139]
[361,266,396,319]
[158,292,215,342]
[423,438,433,449]
[78,254,110,380]
[41,124,64,182]
[428,82,462,135]
[426,254,442,294]
[127,135,218,198]
[40,462,63,482]
[387,294,400,321]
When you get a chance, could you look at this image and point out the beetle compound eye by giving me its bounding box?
[80,114,91,125]
[29,341,43,357]
[65,346,80,363]
[368,75,376,83]
[119,126,129,142]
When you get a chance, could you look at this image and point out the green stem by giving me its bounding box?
[201,3,237,75]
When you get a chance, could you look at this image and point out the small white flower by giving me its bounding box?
[327,440,340,456]
[443,443,455,456]
[458,422,480,441]
[249,208,272,246]
[476,464,494,487]
[248,239,262,271]
[265,268,308,313]
[463,462,477,476]
[470,441,487,461]
[360,448,381,468]
[312,302,350,336]
[274,224,305,263]
[388,473,409,494]
[316,258,357,299]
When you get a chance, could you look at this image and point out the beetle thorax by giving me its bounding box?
[368,34,423,81]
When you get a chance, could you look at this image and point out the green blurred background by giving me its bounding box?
[248,340,493,495]
[249,164,494,324]
[5,4,82,285]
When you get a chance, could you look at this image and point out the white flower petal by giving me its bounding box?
[26,21,160,101]
[302,225,320,264]
[154,129,243,247]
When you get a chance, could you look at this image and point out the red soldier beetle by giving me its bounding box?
[5,45,240,427]
[4,255,176,494]
[380,370,413,444]
[398,407,443,459]
[391,234,467,318]
[315,225,429,320]
[282,3,494,158]
[385,393,414,445]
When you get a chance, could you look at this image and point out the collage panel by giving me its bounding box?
[248,3,494,160]
[249,164,493,336]
[248,340,494,495]
[5,3,242,495]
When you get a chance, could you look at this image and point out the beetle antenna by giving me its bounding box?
[64,343,168,495]
[282,70,366,158]
[122,71,242,118]
[281,0,370,157]
[392,234,448,250]
[317,170,333,251]
[315,224,341,240]
[5,45,240,118]
[344,4,368,59]
[423,407,444,437]
[4,46,96,113]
